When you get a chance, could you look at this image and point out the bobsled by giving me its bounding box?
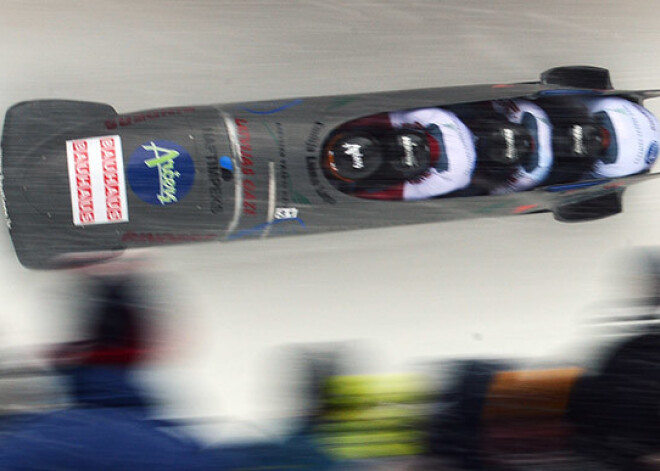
[3,65,660,269]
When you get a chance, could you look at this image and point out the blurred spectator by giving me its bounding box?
[0,271,332,470]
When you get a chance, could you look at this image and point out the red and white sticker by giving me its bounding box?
[66,135,129,226]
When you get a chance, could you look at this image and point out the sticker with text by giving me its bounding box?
[66,135,128,226]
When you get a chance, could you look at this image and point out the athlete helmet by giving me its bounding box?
[554,121,605,162]
[324,132,383,183]
[381,130,431,180]
[585,97,660,178]
[477,121,532,168]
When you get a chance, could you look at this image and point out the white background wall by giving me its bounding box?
[1,0,660,441]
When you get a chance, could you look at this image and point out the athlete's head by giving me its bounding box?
[381,130,431,180]
[324,132,383,183]
[323,130,430,184]
[476,121,532,174]
[588,98,660,175]
[552,121,604,175]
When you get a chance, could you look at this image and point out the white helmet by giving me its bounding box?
[583,97,660,178]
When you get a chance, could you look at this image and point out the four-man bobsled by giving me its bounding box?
[2,65,660,269]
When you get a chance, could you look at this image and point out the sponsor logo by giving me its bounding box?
[202,130,225,214]
[571,124,586,156]
[502,128,517,163]
[269,122,309,205]
[126,140,195,206]
[235,118,257,215]
[105,107,196,130]
[71,140,94,224]
[66,135,129,226]
[306,121,324,153]
[646,141,659,165]
[342,143,365,169]
[400,135,419,168]
[99,137,125,221]
[206,155,223,214]
[273,122,291,205]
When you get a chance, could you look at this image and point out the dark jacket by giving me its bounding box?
[0,365,332,470]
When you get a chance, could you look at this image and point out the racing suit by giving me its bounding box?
[488,99,554,194]
[346,108,477,201]
[388,108,477,201]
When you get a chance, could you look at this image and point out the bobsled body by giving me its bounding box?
[3,66,659,268]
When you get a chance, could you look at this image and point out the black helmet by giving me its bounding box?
[324,132,383,183]
[477,121,533,168]
[550,121,605,183]
[554,122,604,162]
[382,130,431,181]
